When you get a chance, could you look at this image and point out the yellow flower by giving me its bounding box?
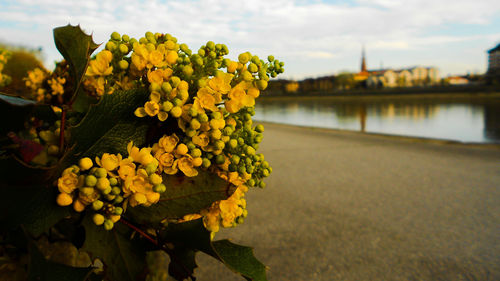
[146,191,160,205]
[57,172,78,194]
[247,87,260,98]
[156,151,175,172]
[208,73,232,96]
[48,77,65,96]
[180,214,202,222]
[147,69,164,84]
[158,134,179,152]
[192,132,210,148]
[123,169,151,195]
[96,153,121,171]
[148,50,164,68]
[118,157,136,180]
[165,50,178,65]
[178,156,198,177]
[196,88,218,112]
[144,101,160,116]
[86,50,113,76]
[129,193,147,207]
[127,142,154,166]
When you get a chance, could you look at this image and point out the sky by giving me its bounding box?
[0,0,499,80]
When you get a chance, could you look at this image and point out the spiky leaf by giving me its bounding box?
[82,216,148,281]
[126,171,235,226]
[28,239,93,281]
[53,24,99,101]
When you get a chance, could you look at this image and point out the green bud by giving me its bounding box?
[215,154,225,165]
[153,183,166,193]
[202,158,211,168]
[183,65,194,77]
[238,53,250,64]
[228,139,238,149]
[111,186,121,195]
[255,124,264,133]
[231,155,240,165]
[247,179,255,187]
[214,140,225,150]
[171,106,182,118]
[268,55,274,62]
[238,166,246,174]
[122,34,130,42]
[191,148,202,158]
[170,76,181,87]
[206,41,215,50]
[149,173,162,185]
[111,31,121,41]
[85,175,97,187]
[262,169,270,177]
[96,177,110,190]
[93,213,105,226]
[259,181,266,188]
[95,168,107,178]
[162,101,174,112]
[262,161,269,168]
[161,82,173,94]
[241,70,253,82]
[198,113,209,123]
[92,200,104,211]
[238,138,245,145]
[248,63,258,73]
[198,48,206,57]
[104,219,114,230]
[113,196,124,204]
[109,177,118,186]
[256,80,268,90]
[102,186,112,195]
[228,164,237,172]
[114,207,123,215]
[118,60,129,70]
[246,146,256,155]
[105,41,116,51]
[119,44,129,54]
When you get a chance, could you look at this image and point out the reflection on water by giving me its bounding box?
[254,97,500,143]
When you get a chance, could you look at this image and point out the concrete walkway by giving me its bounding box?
[195,123,500,280]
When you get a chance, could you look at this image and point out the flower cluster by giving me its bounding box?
[24,61,69,104]
[56,142,164,230]
[0,48,11,87]
[55,30,282,233]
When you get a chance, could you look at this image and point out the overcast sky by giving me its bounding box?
[1,0,499,79]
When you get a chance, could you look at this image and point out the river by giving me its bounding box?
[254,94,500,143]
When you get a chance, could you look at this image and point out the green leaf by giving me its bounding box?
[82,215,148,281]
[53,24,99,101]
[209,240,267,281]
[126,171,235,226]
[28,239,93,281]
[159,219,268,281]
[59,88,150,171]
[0,155,53,185]
[0,93,36,134]
[0,184,70,237]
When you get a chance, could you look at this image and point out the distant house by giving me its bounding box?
[356,47,439,88]
[447,76,469,85]
[487,43,500,72]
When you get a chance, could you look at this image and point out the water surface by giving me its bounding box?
[254,95,500,143]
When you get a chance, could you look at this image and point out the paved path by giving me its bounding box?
[195,123,500,280]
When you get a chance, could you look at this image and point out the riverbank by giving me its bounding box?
[196,122,500,280]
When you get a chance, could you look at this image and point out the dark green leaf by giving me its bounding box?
[0,93,35,134]
[209,240,267,281]
[168,248,197,281]
[0,183,70,237]
[82,215,148,281]
[126,171,235,226]
[159,220,267,281]
[59,88,150,172]
[53,24,99,101]
[28,238,93,281]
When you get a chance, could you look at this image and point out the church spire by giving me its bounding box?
[361,45,367,73]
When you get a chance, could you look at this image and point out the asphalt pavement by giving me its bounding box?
[194,123,500,281]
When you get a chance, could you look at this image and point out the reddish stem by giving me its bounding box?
[119,218,158,246]
[59,107,67,153]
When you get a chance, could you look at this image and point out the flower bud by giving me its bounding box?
[238,53,250,64]
[170,106,182,118]
[153,183,166,193]
[105,41,116,51]
[73,199,85,212]
[176,143,188,155]
[111,187,121,195]
[79,157,93,171]
[119,44,129,54]
[113,207,123,216]
[118,60,129,70]
[93,213,105,226]
[109,177,118,186]
[95,168,107,178]
[56,193,73,206]
[85,175,97,187]
[192,157,203,167]
[96,177,110,190]
[149,173,162,185]
[92,200,104,210]
[104,219,114,230]
[111,31,121,41]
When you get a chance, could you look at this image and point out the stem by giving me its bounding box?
[59,107,67,153]
[119,218,158,246]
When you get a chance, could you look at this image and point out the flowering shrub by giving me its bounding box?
[0,25,283,281]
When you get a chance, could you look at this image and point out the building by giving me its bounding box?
[487,43,500,72]
[356,47,440,88]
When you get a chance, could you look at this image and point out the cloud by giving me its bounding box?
[0,0,499,78]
